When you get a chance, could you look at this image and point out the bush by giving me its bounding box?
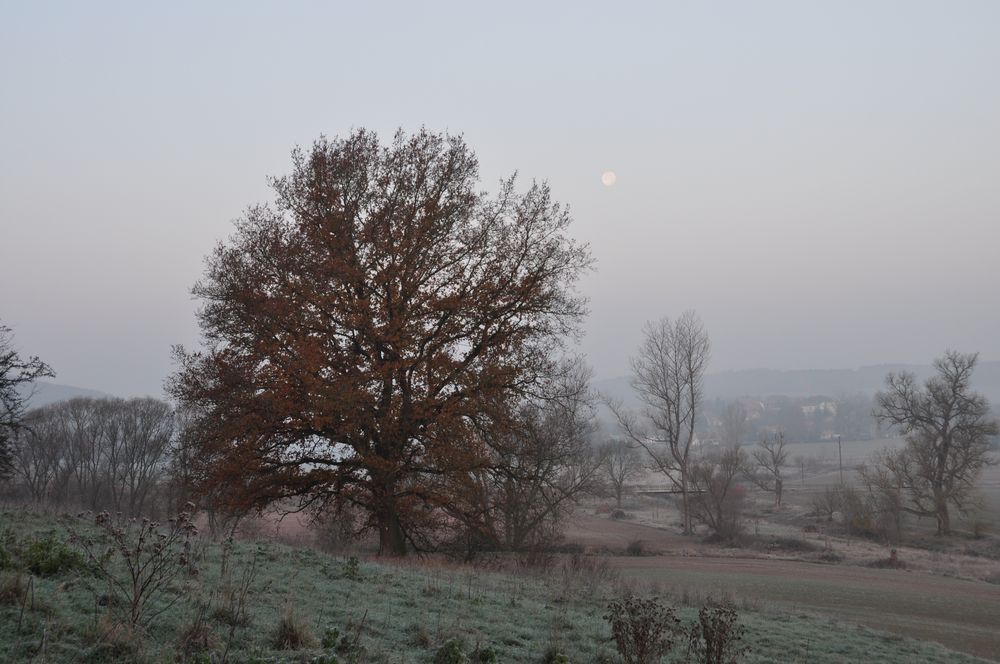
[605,596,680,664]
[557,553,619,599]
[0,533,14,570]
[176,605,216,658]
[0,571,27,605]
[342,555,362,580]
[21,535,86,576]
[757,536,818,553]
[472,644,498,663]
[542,646,570,664]
[685,604,748,664]
[271,610,317,650]
[625,539,645,557]
[811,487,841,521]
[434,638,468,664]
[70,507,200,631]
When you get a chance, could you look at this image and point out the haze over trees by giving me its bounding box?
[169,129,593,555]
[608,311,711,535]
[0,321,54,478]
[872,351,999,535]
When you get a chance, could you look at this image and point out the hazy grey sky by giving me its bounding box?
[2,1,999,397]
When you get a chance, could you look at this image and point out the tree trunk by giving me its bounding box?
[936,503,951,536]
[615,486,623,509]
[680,473,691,535]
[376,500,407,556]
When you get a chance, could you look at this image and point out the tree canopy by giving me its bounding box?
[169,129,592,554]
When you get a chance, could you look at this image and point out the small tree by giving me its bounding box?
[811,486,841,522]
[601,438,644,508]
[605,596,681,664]
[874,351,999,535]
[0,321,54,477]
[689,447,747,540]
[858,449,906,543]
[746,432,788,508]
[447,359,603,554]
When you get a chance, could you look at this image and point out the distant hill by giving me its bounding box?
[19,381,110,409]
[596,361,1000,406]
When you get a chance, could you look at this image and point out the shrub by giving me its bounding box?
[177,604,216,658]
[70,507,199,631]
[605,596,680,664]
[342,555,362,580]
[321,623,365,658]
[685,604,748,664]
[758,536,818,553]
[434,638,468,664]
[407,623,432,647]
[542,645,570,664]
[0,534,14,570]
[0,571,27,605]
[811,487,841,521]
[271,610,317,650]
[472,643,498,663]
[21,535,86,576]
[625,539,645,557]
[558,553,619,599]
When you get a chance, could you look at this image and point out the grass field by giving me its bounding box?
[0,509,994,663]
[612,555,1000,661]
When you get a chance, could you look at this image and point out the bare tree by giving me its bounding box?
[858,449,906,543]
[689,446,747,539]
[746,432,788,508]
[448,358,603,554]
[874,351,999,535]
[608,311,711,535]
[106,398,175,515]
[601,438,644,508]
[7,397,175,514]
[12,405,66,502]
[0,321,54,477]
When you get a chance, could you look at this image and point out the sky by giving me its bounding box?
[2,1,999,398]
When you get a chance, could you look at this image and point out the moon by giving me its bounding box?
[601,170,617,187]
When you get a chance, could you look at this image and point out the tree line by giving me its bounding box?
[3,396,181,516]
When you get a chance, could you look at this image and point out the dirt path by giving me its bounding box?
[611,555,1000,661]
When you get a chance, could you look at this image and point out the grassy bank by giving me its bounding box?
[0,509,989,663]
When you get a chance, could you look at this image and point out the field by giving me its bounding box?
[1,509,994,663]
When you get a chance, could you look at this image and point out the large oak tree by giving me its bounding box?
[169,129,591,555]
